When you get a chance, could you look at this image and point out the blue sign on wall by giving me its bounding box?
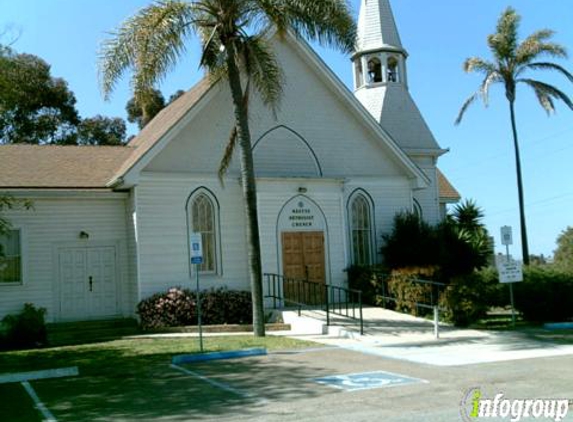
[314,371,426,392]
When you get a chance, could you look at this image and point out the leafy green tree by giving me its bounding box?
[99,0,356,336]
[168,89,185,104]
[382,204,490,282]
[77,115,127,146]
[554,227,573,271]
[126,88,166,129]
[455,7,573,266]
[0,46,80,144]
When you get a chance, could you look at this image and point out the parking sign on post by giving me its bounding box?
[189,233,204,352]
[189,233,203,265]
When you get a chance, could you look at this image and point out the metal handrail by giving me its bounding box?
[264,273,363,335]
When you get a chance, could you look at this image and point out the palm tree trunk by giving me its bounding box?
[224,42,266,337]
[509,100,530,265]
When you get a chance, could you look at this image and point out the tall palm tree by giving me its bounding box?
[99,0,356,336]
[455,7,573,266]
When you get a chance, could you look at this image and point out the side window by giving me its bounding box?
[349,193,374,266]
[0,229,22,284]
[413,199,423,220]
[190,192,218,273]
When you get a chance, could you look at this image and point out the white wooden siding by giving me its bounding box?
[0,195,131,322]
[135,174,249,300]
[145,39,408,181]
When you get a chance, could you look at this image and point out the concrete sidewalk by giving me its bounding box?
[275,307,573,366]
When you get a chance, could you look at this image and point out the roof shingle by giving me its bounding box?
[0,145,133,188]
[438,169,461,202]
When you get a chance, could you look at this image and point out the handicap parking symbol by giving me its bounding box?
[314,371,426,392]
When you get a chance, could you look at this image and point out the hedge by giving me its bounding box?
[136,287,252,329]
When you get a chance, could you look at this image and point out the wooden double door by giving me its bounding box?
[281,231,325,304]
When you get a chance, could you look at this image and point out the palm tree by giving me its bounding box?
[455,7,573,266]
[99,0,356,336]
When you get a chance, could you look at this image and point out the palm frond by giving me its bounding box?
[218,77,251,183]
[218,125,239,184]
[237,35,283,112]
[521,62,573,83]
[98,0,195,100]
[518,78,573,113]
[479,71,501,106]
[463,57,497,75]
[516,29,567,64]
[488,7,520,62]
[455,93,479,125]
[255,0,357,54]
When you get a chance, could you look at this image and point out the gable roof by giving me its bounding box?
[108,32,430,189]
[110,77,213,186]
[437,169,460,203]
[0,145,133,189]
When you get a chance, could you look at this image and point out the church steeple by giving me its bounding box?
[352,0,441,153]
[352,0,408,90]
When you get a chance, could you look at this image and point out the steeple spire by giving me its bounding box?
[356,0,404,53]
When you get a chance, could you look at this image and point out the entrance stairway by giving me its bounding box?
[46,319,140,346]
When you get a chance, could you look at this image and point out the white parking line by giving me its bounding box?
[21,381,57,422]
[170,364,267,403]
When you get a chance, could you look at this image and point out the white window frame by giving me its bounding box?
[187,189,221,275]
[348,191,375,267]
[0,228,24,286]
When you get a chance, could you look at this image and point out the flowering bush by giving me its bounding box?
[137,287,252,329]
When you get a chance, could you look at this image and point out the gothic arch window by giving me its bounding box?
[367,57,382,83]
[387,56,399,82]
[188,190,219,273]
[349,192,374,266]
[413,199,423,220]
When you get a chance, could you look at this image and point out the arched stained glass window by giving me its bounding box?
[191,193,217,272]
[350,193,373,266]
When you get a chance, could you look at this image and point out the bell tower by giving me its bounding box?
[352,0,451,225]
[352,0,408,91]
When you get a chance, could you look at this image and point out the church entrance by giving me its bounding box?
[281,231,325,304]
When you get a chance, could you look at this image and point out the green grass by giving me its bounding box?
[0,336,319,422]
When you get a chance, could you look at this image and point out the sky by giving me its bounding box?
[1,0,572,259]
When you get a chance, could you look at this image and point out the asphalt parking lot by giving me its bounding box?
[175,346,573,422]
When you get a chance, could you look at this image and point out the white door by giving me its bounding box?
[59,246,118,320]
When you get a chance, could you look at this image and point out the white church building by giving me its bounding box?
[0,0,459,322]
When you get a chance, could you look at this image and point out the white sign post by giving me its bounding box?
[497,226,522,327]
[189,233,204,352]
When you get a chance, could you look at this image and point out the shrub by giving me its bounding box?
[514,266,573,322]
[137,287,253,329]
[381,211,490,284]
[1,303,47,350]
[347,265,384,306]
[385,268,436,316]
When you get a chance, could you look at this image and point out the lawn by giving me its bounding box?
[0,336,318,422]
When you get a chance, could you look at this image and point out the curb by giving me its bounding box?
[172,347,267,365]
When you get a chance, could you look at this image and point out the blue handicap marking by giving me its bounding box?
[314,370,426,392]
